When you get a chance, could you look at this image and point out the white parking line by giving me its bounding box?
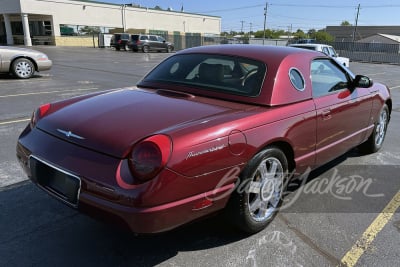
[0,118,30,126]
[0,87,98,98]
[390,85,400,90]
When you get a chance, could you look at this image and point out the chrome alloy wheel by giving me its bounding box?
[375,107,388,147]
[247,157,284,222]
[14,60,34,78]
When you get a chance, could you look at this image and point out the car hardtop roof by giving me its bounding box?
[177,44,320,62]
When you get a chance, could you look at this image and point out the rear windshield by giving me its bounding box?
[141,54,266,97]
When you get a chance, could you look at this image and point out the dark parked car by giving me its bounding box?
[17,45,391,234]
[128,34,174,53]
[110,33,131,51]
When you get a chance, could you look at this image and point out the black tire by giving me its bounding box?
[359,104,389,154]
[167,45,173,53]
[115,47,120,51]
[142,45,149,53]
[11,58,34,79]
[225,147,289,233]
[124,44,129,51]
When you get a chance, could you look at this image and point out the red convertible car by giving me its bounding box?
[16,45,391,234]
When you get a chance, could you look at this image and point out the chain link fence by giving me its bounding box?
[333,42,400,65]
[176,35,400,65]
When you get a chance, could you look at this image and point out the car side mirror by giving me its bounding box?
[353,75,373,88]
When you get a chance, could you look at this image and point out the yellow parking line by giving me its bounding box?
[340,190,400,266]
[0,87,98,98]
[0,118,30,126]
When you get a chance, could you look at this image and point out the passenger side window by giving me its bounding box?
[311,59,349,97]
[140,36,148,40]
[149,35,158,41]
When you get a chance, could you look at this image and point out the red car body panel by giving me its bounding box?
[16,45,391,233]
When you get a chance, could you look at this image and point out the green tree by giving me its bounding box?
[307,29,316,36]
[253,29,285,39]
[308,29,334,42]
[341,20,352,26]
[294,29,306,39]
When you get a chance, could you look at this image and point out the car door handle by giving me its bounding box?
[322,109,332,120]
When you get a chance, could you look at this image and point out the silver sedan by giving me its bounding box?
[0,46,52,79]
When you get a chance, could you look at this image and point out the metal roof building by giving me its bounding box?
[357,33,400,44]
[326,25,400,42]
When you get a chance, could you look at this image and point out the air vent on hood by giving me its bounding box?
[156,89,194,99]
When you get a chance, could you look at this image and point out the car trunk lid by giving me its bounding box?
[37,88,243,158]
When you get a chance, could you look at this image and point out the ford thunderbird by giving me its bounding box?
[16,45,391,234]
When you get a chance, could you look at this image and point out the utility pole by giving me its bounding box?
[240,20,245,43]
[288,24,292,41]
[263,2,268,45]
[351,4,360,52]
[352,4,360,43]
[240,20,245,34]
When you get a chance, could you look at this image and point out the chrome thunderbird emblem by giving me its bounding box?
[57,129,85,140]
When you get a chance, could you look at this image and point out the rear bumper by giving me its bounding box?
[78,184,233,233]
[16,126,234,233]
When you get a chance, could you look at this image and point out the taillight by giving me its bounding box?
[128,135,172,181]
[136,40,141,44]
[118,40,122,44]
[31,103,51,127]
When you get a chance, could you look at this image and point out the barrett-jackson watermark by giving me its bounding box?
[209,166,384,205]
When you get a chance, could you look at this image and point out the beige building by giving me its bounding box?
[0,0,221,46]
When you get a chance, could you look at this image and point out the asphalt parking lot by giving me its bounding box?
[0,46,399,267]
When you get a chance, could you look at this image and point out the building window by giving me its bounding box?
[29,21,52,36]
[11,22,23,35]
[60,24,116,36]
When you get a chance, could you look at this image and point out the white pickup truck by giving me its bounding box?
[289,43,350,67]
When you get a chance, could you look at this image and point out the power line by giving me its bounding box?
[194,4,264,14]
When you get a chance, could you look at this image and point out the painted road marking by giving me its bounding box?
[340,189,400,266]
[391,85,400,90]
[0,118,30,126]
[0,87,98,98]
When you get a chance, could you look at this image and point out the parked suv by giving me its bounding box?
[110,33,131,51]
[128,34,174,53]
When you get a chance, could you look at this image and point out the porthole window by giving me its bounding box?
[289,68,305,91]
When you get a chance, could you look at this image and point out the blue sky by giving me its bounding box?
[100,0,400,32]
